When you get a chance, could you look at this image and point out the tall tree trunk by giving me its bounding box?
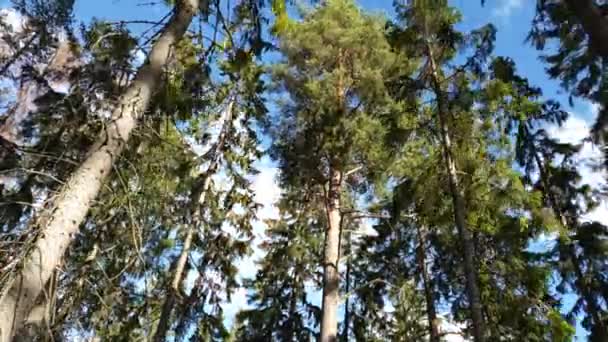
[320,167,342,342]
[0,2,199,340]
[341,230,351,342]
[154,100,233,342]
[415,224,440,342]
[426,43,485,342]
[530,145,607,334]
[563,0,608,59]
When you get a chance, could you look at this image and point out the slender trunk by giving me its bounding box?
[0,2,199,340]
[563,0,608,59]
[416,224,440,342]
[530,144,607,333]
[341,231,351,342]
[426,43,485,341]
[320,167,342,342]
[153,100,233,342]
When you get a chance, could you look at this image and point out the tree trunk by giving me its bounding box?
[0,2,199,340]
[426,43,485,342]
[341,230,351,342]
[153,100,233,342]
[320,167,342,342]
[563,0,608,59]
[416,224,440,342]
[530,146,607,334]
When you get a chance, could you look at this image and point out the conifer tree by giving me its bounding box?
[235,186,323,341]
[487,0,608,167]
[491,56,608,341]
[391,1,492,338]
[266,0,404,339]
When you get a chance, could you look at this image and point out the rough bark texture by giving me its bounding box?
[320,168,342,342]
[416,224,440,342]
[427,43,485,342]
[153,100,233,342]
[0,1,199,340]
[563,0,608,59]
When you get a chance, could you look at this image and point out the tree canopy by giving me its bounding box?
[1,0,608,341]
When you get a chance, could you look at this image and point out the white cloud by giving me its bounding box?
[546,115,590,145]
[547,108,608,227]
[492,0,523,19]
[0,8,27,33]
[133,49,146,68]
[221,286,250,327]
[251,159,280,220]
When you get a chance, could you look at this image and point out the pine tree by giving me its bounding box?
[267,1,402,340]
[391,1,492,339]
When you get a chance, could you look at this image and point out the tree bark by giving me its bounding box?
[341,230,351,342]
[0,2,199,341]
[320,167,342,342]
[416,224,440,342]
[563,0,608,59]
[153,100,233,342]
[426,43,486,342]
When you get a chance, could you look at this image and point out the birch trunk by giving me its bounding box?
[0,1,199,340]
[320,168,342,342]
[426,43,486,341]
[153,100,233,342]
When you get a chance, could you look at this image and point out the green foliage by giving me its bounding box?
[269,0,407,188]
[235,187,323,341]
[526,0,608,165]
[3,1,608,341]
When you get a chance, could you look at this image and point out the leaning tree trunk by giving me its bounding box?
[563,0,608,59]
[320,167,342,342]
[416,224,440,342]
[153,100,233,342]
[0,1,199,340]
[426,43,485,342]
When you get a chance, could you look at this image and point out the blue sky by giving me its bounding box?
[1,0,604,340]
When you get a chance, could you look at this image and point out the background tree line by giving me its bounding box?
[0,0,607,341]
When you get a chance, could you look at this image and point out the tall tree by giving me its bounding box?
[490,56,608,340]
[392,1,493,339]
[0,0,201,339]
[267,0,402,339]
